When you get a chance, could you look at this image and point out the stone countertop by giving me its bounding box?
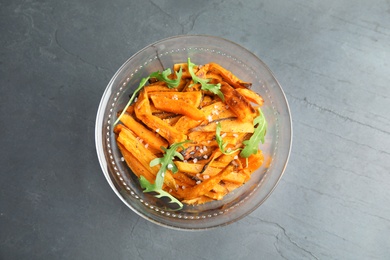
[1,0,389,259]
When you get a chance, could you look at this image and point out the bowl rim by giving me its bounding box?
[95,34,293,230]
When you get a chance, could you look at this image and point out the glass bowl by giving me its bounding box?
[95,35,292,230]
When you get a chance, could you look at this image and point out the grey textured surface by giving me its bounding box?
[1,0,389,259]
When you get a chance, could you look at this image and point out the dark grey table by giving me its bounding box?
[1,0,389,259]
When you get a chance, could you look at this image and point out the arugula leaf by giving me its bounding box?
[187,58,225,101]
[114,76,150,125]
[240,108,267,158]
[149,66,183,88]
[139,140,190,210]
[216,122,240,155]
[139,176,183,209]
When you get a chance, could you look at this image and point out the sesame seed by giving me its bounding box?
[203,146,207,151]
[155,128,160,133]
[196,173,200,177]
[169,189,173,193]
[193,158,198,163]
[145,143,149,148]
[196,181,201,185]
[234,155,238,160]
[182,186,186,190]
[221,133,227,138]
[207,115,213,122]
[167,164,173,169]
[199,149,204,153]
[121,157,125,162]
[203,155,208,159]
[233,134,238,138]
[203,175,210,180]
[183,160,188,163]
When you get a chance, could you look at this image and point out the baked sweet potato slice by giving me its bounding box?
[222,171,249,184]
[119,113,168,152]
[116,126,177,190]
[150,95,205,120]
[181,196,214,205]
[220,82,256,122]
[176,162,237,200]
[117,143,156,184]
[190,118,254,133]
[221,181,242,193]
[239,150,264,175]
[148,91,203,107]
[209,62,252,88]
[134,90,187,144]
[173,101,235,134]
[173,63,192,79]
[236,88,264,106]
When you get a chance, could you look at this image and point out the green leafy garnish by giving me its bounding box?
[187,58,225,101]
[240,108,267,158]
[114,76,150,125]
[216,122,240,155]
[139,140,190,210]
[149,67,183,88]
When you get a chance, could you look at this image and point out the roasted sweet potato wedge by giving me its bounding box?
[209,62,252,88]
[220,82,256,122]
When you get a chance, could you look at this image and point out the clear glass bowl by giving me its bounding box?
[95,35,292,230]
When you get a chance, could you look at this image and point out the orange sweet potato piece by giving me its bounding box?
[190,118,254,133]
[116,126,177,190]
[239,150,264,175]
[203,182,229,200]
[144,81,173,92]
[222,171,248,184]
[134,90,187,144]
[236,88,264,106]
[181,196,214,205]
[176,162,237,200]
[205,72,223,82]
[187,131,238,148]
[173,172,197,187]
[221,181,242,193]
[208,62,252,88]
[119,113,168,152]
[220,82,256,122]
[117,143,155,184]
[148,91,203,107]
[150,95,205,120]
[173,63,192,79]
[173,101,236,134]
